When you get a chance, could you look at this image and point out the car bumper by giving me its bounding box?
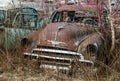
[24,47,94,70]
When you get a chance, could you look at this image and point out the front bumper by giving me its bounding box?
[24,47,94,70]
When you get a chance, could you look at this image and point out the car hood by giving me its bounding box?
[26,22,97,51]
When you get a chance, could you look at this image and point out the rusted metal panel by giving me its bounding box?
[37,23,96,51]
[57,5,81,11]
[22,4,103,70]
[57,5,97,12]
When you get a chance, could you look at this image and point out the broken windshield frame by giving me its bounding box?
[12,12,38,29]
[1,7,39,29]
[51,10,97,24]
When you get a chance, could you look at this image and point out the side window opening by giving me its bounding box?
[62,11,75,22]
[15,14,37,28]
[12,7,38,29]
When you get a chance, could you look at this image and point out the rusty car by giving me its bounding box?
[0,6,48,49]
[21,4,104,70]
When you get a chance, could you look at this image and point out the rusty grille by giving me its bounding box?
[24,46,93,70]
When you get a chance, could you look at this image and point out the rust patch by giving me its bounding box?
[57,5,97,12]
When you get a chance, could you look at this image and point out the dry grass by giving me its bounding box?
[0,1,119,81]
[0,46,120,81]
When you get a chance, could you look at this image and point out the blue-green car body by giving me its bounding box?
[0,7,49,49]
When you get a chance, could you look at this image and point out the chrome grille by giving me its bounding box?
[24,47,93,70]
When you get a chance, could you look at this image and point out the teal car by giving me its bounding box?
[0,7,48,49]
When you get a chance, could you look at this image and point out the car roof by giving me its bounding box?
[57,5,81,11]
[57,5,97,12]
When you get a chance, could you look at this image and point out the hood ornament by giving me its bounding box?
[58,25,64,31]
[47,40,66,47]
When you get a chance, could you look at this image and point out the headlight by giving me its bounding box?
[21,38,32,48]
[79,42,98,60]
[86,43,98,54]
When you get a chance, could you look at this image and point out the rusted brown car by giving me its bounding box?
[21,5,104,70]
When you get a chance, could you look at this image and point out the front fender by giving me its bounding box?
[21,30,41,52]
[77,33,104,60]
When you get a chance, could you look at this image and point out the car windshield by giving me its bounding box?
[0,10,6,24]
[51,10,97,23]
[11,7,38,28]
[13,13,38,28]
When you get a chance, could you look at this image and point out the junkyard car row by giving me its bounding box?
[0,1,120,71]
